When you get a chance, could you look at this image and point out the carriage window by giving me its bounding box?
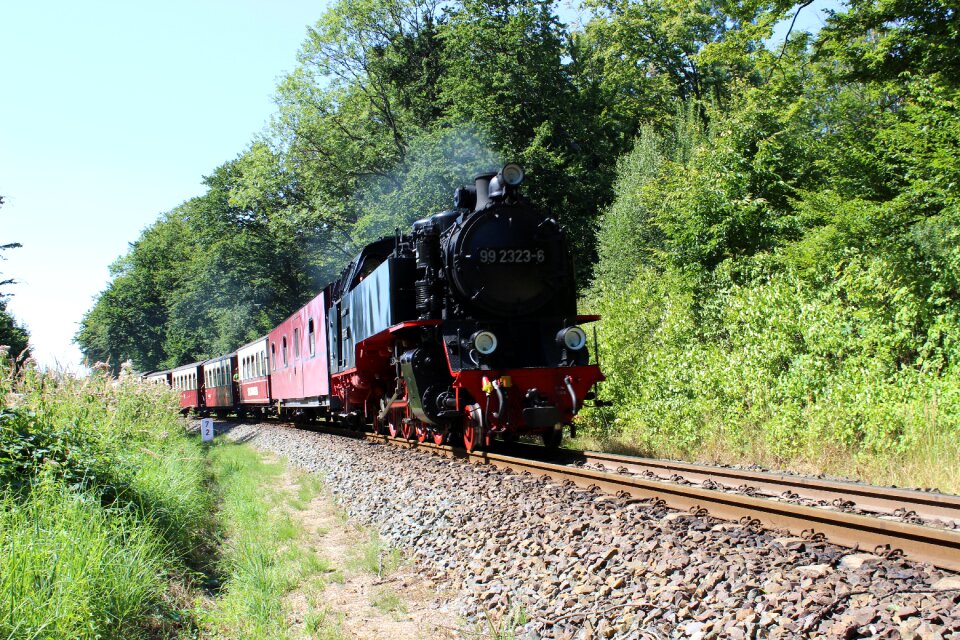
[271,343,277,370]
[308,319,315,357]
[294,329,300,358]
[282,337,288,366]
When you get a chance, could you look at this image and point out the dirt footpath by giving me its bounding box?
[276,466,462,639]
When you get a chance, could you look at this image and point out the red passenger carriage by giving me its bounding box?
[267,291,330,416]
[203,354,237,417]
[237,337,271,416]
[144,370,171,386]
[171,362,204,414]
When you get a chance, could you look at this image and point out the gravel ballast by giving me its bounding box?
[222,422,960,639]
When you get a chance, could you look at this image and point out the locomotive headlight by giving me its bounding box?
[557,326,587,351]
[501,163,524,186]
[472,330,498,355]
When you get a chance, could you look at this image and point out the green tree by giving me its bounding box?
[586,1,960,462]
[816,0,960,86]
[0,196,30,365]
[439,0,620,269]
[273,0,448,256]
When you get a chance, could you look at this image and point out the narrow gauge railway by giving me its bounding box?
[275,420,960,573]
[149,164,603,453]
[150,160,960,575]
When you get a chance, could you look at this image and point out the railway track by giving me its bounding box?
[328,428,960,572]
[227,420,960,636]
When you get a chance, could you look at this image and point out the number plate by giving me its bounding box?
[478,248,546,264]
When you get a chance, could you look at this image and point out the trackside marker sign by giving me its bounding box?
[201,418,214,443]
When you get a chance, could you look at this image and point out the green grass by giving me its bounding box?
[480,602,529,640]
[304,608,347,640]
[0,355,419,639]
[200,444,346,640]
[348,530,403,577]
[0,475,167,640]
[369,587,408,619]
[202,444,294,639]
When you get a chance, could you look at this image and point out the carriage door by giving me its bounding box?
[292,315,305,398]
[340,302,352,369]
[328,301,340,374]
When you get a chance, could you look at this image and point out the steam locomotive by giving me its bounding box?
[148,164,604,451]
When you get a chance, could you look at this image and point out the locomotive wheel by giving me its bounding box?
[415,422,427,443]
[463,405,484,453]
[387,408,401,438]
[432,427,447,446]
[541,425,564,449]
[400,418,413,440]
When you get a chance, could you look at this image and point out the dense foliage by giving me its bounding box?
[77,1,959,473]
[588,1,960,467]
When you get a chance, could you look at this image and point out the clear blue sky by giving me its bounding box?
[0,0,330,371]
[0,0,839,372]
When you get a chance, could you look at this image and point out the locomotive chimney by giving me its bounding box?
[474,173,496,211]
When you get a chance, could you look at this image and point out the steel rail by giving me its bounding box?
[553,449,960,525]
[358,432,960,572]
